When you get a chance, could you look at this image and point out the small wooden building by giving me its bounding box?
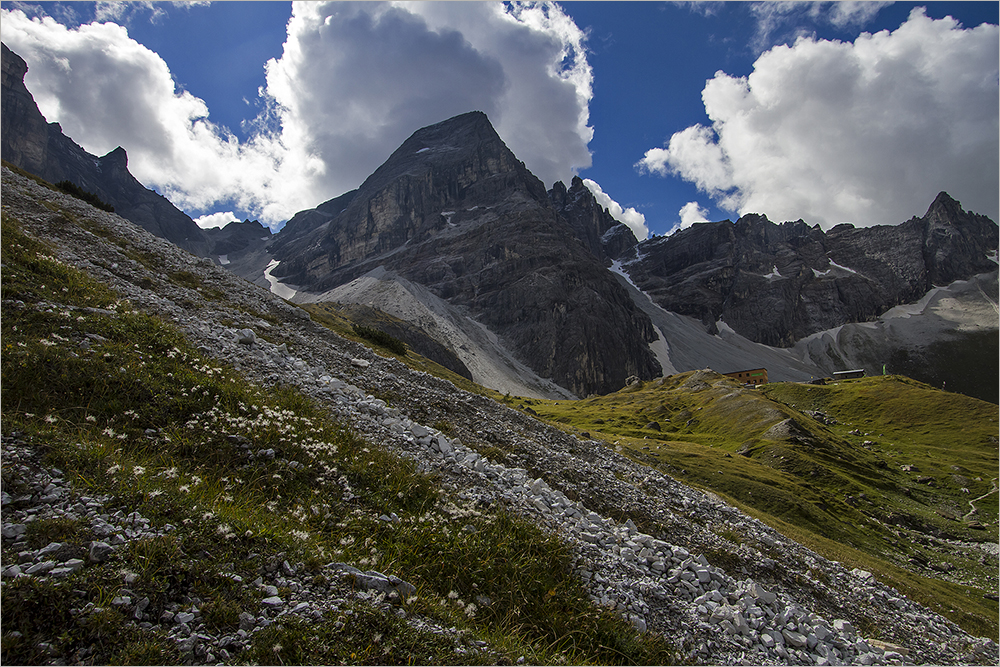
[833,369,865,380]
[723,368,768,385]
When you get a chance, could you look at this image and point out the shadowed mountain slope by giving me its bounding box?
[268,111,661,397]
[1,43,215,257]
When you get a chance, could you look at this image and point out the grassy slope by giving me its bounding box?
[521,372,999,638]
[0,202,676,665]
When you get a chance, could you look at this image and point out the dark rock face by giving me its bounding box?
[623,196,998,347]
[271,111,661,396]
[1,43,49,175]
[1,43,213,257]
[203,219,272,257]
[548,175,637,261]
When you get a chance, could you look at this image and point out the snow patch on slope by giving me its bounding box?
[264,259,299,300]
[828,258,857,274]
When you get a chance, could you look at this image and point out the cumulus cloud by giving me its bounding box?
[638,8,999,228]
[581,179,649,240]
[677,201,710,232]
[1,2,594,228]
[193,212,239,230]
[1,9,301,225]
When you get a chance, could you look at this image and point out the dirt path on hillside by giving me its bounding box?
[964,478,998,521]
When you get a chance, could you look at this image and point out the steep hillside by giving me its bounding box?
[1,43,214,257]
[526,371,999,637]
[4,167,997,665]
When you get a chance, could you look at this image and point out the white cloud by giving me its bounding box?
[825,2,892,28]
[93,2,166,25]
[264,2,593,203]
[638,8,999,228]
[194,211,239,230]
[748,2,893,51]
[677,201,710,232]
[582,178,649,240]
[1,9,300,226]
[0,2,594,228]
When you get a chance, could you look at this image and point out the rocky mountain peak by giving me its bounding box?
[267,111,661,396]
[349,110,548,211]
[100,146,129,169]
[924,191,963,220]
[918,191,999,287]
[548,175,638,261]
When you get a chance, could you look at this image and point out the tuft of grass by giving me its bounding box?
[352,323,408,355]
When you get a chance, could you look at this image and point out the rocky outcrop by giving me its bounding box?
[270,111,661,396]
[1,43,49,175]
[329,302,474,381]
[1,43,213,257]
[548,175,637,261]
[621,197,998,347]
[202,219,272,258]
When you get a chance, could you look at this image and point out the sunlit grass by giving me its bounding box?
[525,371,999,638]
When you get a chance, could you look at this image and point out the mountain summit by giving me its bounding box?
[266,111,661,397]
[619,197,998,347]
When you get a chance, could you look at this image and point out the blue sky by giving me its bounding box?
[2,1,997,238]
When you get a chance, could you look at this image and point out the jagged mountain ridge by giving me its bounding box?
[261,109,995,398]
[268,111,662,397]
[621,195,998,347]
[1,43,272,261]
[1,44,213,256]
[548,175,638,261]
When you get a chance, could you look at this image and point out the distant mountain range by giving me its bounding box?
[4,42,997,401]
